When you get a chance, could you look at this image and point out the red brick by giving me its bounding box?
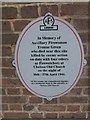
[9,104,22,111]
[7,88,20,95]
[2,34,19,45]
[2,46,12,56]
[87,56,90,66]
[61,3,88,16]
[69,88,82,95]
[73,19,88,30]
[29,97,42,103]
[2,7,17,19]
[21,6,38,18]
[83,88,89,95]
[2,21,12,32]
[2,104,8,111]
[81,105,89,111]
[2,88,6,95]
[83,44,88,56]
[2,58,13,67]
[2,78,22,87]
[22,88,33,95]
[76,78,88,86]
[67,105,80,111]
[38,105,66,111]
[23,104,34,111]
[60,96,88,103]
[4,112,29,118]
[31,113,43,118]
[79,32,88,43]
[45,113,57,119]
[13,20,30,32]
[2,96,27,103]
[59,112,86,119]
[40,5,58,16]
[44,98,57,104]
[2,69,16,78]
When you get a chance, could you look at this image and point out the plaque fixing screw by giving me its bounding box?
[83,59,87,66]
[12,60,16,67]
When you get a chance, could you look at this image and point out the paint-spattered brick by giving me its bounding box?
[2,7,17,19]
[21,6,38,18]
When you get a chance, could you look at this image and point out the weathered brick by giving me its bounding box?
[83,44,88,56]
[69,88,82,95]
[2,88,6,95]
[59,112,86,119]
[79,32,88,43]
[61,3,88,16]
[2,7,17,19]
[2,78,22,87]
[45,113,57,119]
[21,6,38,18]
[23,104,34,111]
[7,88,20,95]
[2,21,12,32]
[2,69,16,78]
[44,98,57,104]
[38,105,66,111]
[9,104,22,111]
[81,105,89,111]
[4,112,29,118]
[2,58,13,67]
[73,19,88,30]
[67,105,80,111]
[22,88,33,95]
[40,5,58,16]
[13,20,30,32]
[83,88,89,95]
[2,46,12,56]
[87,56,90,66]
[2,104,8,111]
[76,78,88,86]
[29,97,42,103]
[60,96,88,103]
[2,96,27,103]
[31,113,43,118]
[2,34,18,45]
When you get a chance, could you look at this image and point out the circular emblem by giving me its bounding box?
[43,14,55,26]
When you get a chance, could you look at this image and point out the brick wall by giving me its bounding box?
[1,2,89,119]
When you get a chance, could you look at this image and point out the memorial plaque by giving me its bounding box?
[13,13,86,100]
